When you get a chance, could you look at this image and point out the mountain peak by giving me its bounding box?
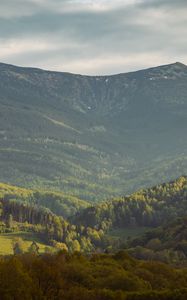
[153,62,187,71]
[144,61,187,78]
[170,62,187,69]
[173,61,186,67]
[0,61,186,77]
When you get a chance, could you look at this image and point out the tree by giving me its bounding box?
[68,239,81,253]
[6,214,13,229]
[146,238,162,251]
[28,241,39,255]
[51,241,68,252]
[12,238,24,255]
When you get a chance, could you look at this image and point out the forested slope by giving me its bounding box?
[0,182,89,218]
[74,176,187,230]
[0,197,106,253]
[0,177,187,257]
[126,216,187,265]
[0,62,187,200]
[0,251,187,300]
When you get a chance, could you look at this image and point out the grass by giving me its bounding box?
[108,227,151,240]
[0,232,52,255]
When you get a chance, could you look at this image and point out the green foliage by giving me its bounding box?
[0,251,187,299]
[28,241,39,254]
[0,177,187,257]
[12,237,24,255]
[0,182,89,218]
[127,215,187,265]
[75,176,187,231]
[0,197,105,253]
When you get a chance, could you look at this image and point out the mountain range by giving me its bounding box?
[0,62,187,200]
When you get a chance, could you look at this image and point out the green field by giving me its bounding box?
[108,227,150,240]
[0,232,52,255]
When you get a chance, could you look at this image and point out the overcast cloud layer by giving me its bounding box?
[0,0,187,75]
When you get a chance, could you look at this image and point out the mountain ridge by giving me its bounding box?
[0,61,186,77]
[0,61,186,200]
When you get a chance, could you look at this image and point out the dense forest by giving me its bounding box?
[1,251,187,299]
[74,176,187,231]
[125,216,187,265]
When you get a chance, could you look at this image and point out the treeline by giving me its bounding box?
[74,176,187,231]
[1,251,187,299]
[0,199,106,253]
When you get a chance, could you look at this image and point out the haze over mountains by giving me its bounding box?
[0,62,187,200]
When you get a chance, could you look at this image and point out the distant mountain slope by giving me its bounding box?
[0,62,187,200]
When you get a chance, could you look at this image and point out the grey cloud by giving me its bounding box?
[0,0,186,74]
[139,0,187,8]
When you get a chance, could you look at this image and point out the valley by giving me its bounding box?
[0,62,187,200]
[0,62,187,299]
[1,0,187,297]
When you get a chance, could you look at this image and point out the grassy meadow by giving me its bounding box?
[0,232,52,255]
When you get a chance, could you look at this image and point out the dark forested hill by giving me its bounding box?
[127,216,187,265]
[0,62,187,200]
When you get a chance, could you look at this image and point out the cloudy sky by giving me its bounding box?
[0,0,187,75]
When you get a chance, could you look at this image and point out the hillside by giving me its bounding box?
[125,216,187,265]
[0,182,89,218]
[71,176,187,264]
[0,196,107,253]
[0,62,187,200]
[74,176,187,230]
[0,177,187,260]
